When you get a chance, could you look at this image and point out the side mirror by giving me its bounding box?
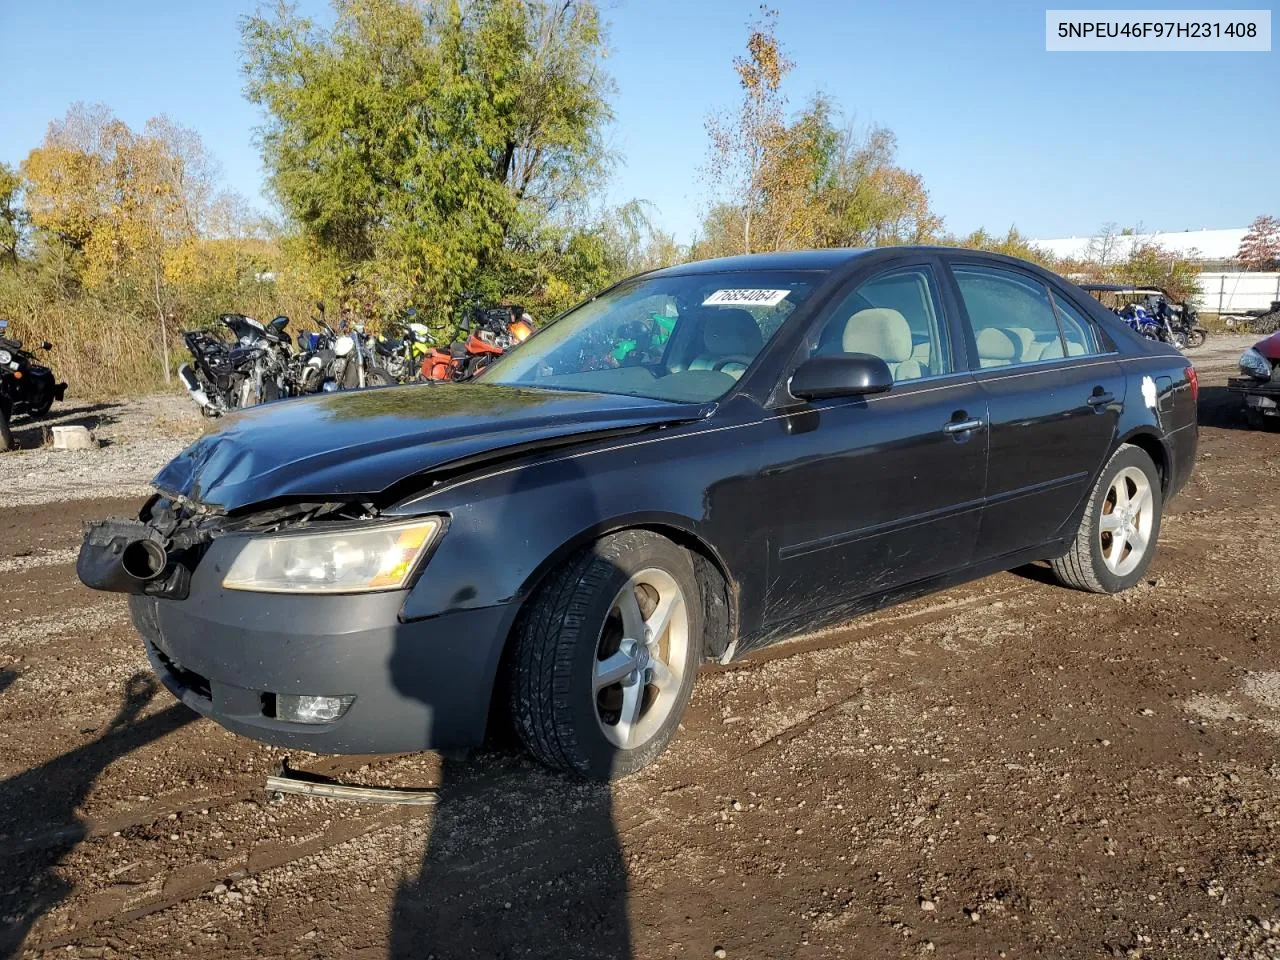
[315,301,326,315]
[271,315,289,330]
[41,341,54,351]
[789,353,893,401]
[0,319,8,330]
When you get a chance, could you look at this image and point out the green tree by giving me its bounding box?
[241,0,613,327]
[0,163,26,266]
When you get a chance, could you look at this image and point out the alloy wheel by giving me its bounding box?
[1099,465,1154,577]
[593,568,690,750]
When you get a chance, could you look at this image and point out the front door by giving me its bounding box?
[758,263,988,628]
[946,261,1127,561]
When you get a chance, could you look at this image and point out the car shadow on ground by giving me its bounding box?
[0,672,196,958]
[1196,385,1256,431]
[388,457,633,960]
[7,402,125,451]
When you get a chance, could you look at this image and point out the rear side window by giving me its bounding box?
[1047,291,1100,358]
[953,265,1069,368]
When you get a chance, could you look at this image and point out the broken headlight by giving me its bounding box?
[1239,347,1273,381]
[223,517,444,594]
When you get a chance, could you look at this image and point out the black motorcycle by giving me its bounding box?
[178,313,293,417]
[0,318,66,451]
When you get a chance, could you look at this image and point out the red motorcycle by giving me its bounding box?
[421,305,533,381]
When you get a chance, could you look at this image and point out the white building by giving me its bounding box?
[1032,227,1248,265]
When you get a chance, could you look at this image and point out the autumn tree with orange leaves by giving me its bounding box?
[700,8,940,257]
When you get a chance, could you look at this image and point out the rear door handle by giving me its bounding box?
[1087,392,1115,407]
[943,417,984,435]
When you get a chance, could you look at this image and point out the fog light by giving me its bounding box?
[277,694,355,724]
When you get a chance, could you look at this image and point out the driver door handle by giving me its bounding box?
[1087,392,1115,407]
[943,417,984,435]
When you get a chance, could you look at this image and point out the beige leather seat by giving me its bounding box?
[976,327,1019,367]
[843,308,926,380]
[910,340,931,369]
[1002,327,1037,360]
[1034,339,1087,360]
[688,309,763,379]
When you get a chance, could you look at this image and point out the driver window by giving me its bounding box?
[812,267,951,381]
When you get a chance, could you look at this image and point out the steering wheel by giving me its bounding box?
[712,355,755,372]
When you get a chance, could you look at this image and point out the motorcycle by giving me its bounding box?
[421,303,533,382]
[291,304,393,393]
[1119,304,1170,343]
[1168,303,1208,350]
[0,318,67,451]
[374,308,434,383]
[178,313,293,417]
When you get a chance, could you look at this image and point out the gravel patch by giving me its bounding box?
[0,394,202,508]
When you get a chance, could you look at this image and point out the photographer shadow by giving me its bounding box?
[388,457,632,960]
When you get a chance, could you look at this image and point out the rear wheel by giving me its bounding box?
[1184,328,1206,349]
[1050,444,1162,593]
[366,366,394,387]
[508,530,701,779]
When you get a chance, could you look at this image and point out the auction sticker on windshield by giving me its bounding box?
[703,289,791,307]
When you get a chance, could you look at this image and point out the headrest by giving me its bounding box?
[843,308,912,362]
[1002,327,1036,357]
[976,327,1017,361]
[702,308,762,355]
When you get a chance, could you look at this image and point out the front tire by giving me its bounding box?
[1050,444,1162,593]
[508,530,702,779]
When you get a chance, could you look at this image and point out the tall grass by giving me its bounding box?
[0,271,322,401]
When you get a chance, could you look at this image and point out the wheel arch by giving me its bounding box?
[1115,427,1170,495]
[510,513,741,664]
[480,513,741,745]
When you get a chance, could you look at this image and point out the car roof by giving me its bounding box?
[646,246,1079,279]
[649,249,872,276]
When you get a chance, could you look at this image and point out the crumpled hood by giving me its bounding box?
[154,383,713,511]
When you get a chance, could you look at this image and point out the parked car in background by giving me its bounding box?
[1229,329,1280,429]
[78,248,1199,779]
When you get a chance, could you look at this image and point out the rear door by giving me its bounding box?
[757,260,989,627]
[944,260,1127,562]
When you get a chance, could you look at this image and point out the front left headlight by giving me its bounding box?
[1239,347,1273,381]
[223,517,444,594]
[0,350,11,365]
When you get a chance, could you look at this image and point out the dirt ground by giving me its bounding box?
[1,336,1277,960]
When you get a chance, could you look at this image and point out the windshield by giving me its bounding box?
[482,270,825,402]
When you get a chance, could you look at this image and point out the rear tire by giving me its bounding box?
[366,366,394,387]
[1050,444,1162,594]
[508,530,701,779]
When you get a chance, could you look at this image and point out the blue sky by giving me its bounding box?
[1,0,1276,243]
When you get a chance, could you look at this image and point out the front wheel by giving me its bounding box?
[508,530,702,779]
[1050,444,1163,593]
[1184,328,1206,349]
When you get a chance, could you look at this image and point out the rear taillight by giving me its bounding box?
[1186,365,1199,403]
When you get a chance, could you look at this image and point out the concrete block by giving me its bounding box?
[50,425,98,451]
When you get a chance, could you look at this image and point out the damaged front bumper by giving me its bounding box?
[78,500,516,752]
